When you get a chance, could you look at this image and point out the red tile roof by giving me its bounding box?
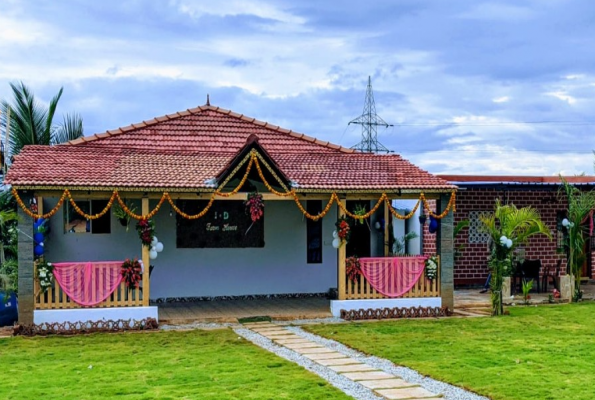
[440,175,595,185]
[5,105,455,192]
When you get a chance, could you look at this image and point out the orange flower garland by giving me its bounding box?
[10,147,457,223]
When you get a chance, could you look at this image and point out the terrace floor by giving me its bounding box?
[157,296,332,324]
[155,282,595,324]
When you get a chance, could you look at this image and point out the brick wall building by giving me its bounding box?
[431,176,595,287]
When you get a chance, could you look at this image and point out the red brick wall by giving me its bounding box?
[422,200,437,256]
[424,187,595,286]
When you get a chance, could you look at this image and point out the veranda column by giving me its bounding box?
[384,199,389,256]
[337,198,347,300]
[17,191,34,324]
[437,193,454,311]
[141,197,150,306]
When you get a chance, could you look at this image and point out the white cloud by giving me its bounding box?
[492,96,510,103]
[546,91,577,105]
[170,0,306,25]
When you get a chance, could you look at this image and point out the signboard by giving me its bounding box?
[176,200,264,248]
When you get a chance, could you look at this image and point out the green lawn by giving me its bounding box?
[0,329,351,400]
[307,303,595,400]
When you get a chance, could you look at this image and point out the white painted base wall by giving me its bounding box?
[34,306,158,325]
[330,297,442,317]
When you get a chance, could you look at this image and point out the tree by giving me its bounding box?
[0,81,83,158]
[479,200,552,316]
[0,191,18,295]
[559,179,595,301]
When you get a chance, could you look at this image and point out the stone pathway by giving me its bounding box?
[244,321,442,400]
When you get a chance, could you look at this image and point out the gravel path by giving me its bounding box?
[286,326,490,400]
[234,327,385,400]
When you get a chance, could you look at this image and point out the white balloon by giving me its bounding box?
[149,250,158,260]
[499,235,507,245]
[562,218,569,227]
[332,238,341,249]
[155,242,164,252]
[151,236,159,247]
[332,230,338,238]
[506,239,513,248]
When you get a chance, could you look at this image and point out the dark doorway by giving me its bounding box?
[346,200,371,258]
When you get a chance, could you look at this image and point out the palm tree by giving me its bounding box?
[559,179,595,301]
[0,81,83,158]
[479,200,552,315]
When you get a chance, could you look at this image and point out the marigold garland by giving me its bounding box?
[11,148,457,222]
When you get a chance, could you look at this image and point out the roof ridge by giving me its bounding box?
[64,104,356,154]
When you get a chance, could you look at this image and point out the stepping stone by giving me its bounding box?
[257,329,292,335]
[316,357,361,366]
[264,334,301,340]
[284,342,322,349]
[250,326,283,332]
[329,364,377,373]
[342,371,394,381]
[243,322,275,328]
[303,352,346,360]
[376,386,441,399]
[293,347,335,354]
[359,379,417,390]
[274,338,311,345]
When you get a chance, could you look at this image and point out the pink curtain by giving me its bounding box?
[359,256,427,298]
[52,262,123,307]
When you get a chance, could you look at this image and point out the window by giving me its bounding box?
[468,211,490,244]
[64,199,111,234]
[306,201,322,263]
[176,200,264,248]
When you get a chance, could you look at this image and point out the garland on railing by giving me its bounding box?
[425,256,439,280]
[121,258,143,289]
[346,256,362,283]
[12,149,456,222]
[36,259,54,294]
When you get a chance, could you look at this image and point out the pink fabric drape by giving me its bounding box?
[52,261,123,306]
[359,256,427,298]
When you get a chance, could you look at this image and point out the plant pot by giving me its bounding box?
[118,218,129,227]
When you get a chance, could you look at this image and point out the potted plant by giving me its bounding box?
[113,201,136,231]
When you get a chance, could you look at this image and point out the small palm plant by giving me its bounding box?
[559,179,595,301]
[479,200,552,316]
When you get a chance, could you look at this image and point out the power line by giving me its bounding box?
[394,121,595,127]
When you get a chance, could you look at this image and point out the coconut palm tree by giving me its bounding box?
[479,200,552,315]
[559,179,595,301]
[0,81,83,158]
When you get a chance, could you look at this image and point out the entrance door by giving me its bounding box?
[346,200,371,258]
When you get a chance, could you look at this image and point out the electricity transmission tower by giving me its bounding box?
[349,76,393,153]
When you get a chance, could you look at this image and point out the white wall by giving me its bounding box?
[44,197,338,299]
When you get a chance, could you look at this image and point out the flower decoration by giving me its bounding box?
[136,218,156,247]
[335,217,351,243]
[346,256,362,283]
[425,256,439,280]
[245,192,264,222]
[36,259,54,294]
[121,258,143,289]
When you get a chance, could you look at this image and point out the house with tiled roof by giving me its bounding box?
[5,103,456,326]
[433,175,595,289]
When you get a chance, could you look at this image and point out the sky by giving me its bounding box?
[1,0,594,176]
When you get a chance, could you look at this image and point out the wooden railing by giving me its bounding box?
[34,262,145,310]
[343,256,440,300]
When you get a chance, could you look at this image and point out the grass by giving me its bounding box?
[0,328,351,400]
[306,303,595,400]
